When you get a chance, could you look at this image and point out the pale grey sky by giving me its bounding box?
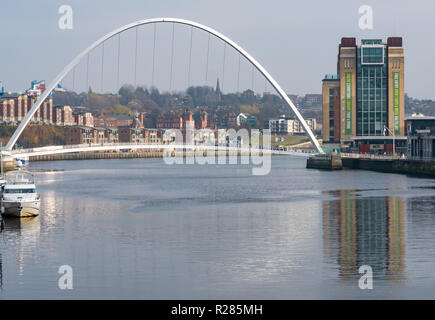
[1,0,435,98]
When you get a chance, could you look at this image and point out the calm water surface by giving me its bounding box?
[1,157,435,299]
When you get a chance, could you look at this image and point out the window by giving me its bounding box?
[361,46,384,64]
[4,188,36,193]
[344,59,353,69]
[392,59,401,69]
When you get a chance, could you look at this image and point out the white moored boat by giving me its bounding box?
[1,170,40,217]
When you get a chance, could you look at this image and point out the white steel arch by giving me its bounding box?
[5,17,323,153]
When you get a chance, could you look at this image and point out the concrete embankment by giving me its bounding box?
[29,151,164,161]
[1,156,17,171]
[28,150,259,162]
[306,154,343,170]
[307,154,435,177]
[342,157,435,176]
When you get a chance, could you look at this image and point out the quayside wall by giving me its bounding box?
[308,154,435,177]
[306,154,343,170]
[345,158,435,176]
[28,150,258,162]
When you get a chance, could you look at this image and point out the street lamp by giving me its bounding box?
[383,125,396,158]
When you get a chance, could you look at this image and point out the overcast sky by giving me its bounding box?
[1,0,435,98]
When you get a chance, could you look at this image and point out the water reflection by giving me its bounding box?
[322,190,405,281]
[0,219,2,290]
[1,217,40,277]
[0,252,2,290]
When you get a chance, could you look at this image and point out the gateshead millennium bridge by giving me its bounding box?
[2,17,323,159]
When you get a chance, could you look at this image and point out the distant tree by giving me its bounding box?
[82,92,120,111]
[142,98,159,110]
[101,104,134,116]
[52,91,86,106]
[128,99,143,111]
[118,84,135,105]
[240,89,256,105]
[240,105,260,115]
[150,86,161,105]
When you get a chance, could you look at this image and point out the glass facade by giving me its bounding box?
[361,47,384,64]
[356,45,388,136]
[361,39,383,45]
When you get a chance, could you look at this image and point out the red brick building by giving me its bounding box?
[194,111,208,129]
[156,111,184,129]
[74,112,94,127]
[119,114,145,143]
[0,93,53,123]
[156,110,214,130]
[105,127,119,143]
[93,113,133,128]
[53,105,74,126]
[66,127,97,144]
[66,126,118,145]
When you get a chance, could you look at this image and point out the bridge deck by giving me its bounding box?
[8,143,315,158]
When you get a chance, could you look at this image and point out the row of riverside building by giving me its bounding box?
[66,112,245,146]
[266,116,317,135]
[67,109,218,146]
[0,89,139,128]
[0,92,95,126]
[0,93,55,124]
[66,115,163,145]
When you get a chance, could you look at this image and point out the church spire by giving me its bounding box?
[215,77,221,95]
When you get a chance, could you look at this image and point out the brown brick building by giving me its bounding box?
[93,113,133,128]
[0,93,53,123]
[322,37,406,154]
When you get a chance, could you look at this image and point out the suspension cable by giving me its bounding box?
[169,24,175,92]
[72,66,75,92]
[101,42,105,93]
[117,34,120,91]
[251,64,254,92]
[152,24,156,88]
[205,33,210,84]
[237,54,241,93]
[134,27,138,87]
[187,26,193,88]
[221,43,226,93]
[86,54,89,92]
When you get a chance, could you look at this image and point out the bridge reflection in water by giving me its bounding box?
[322,190,405,281]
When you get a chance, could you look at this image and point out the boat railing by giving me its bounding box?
[4,170,35,184]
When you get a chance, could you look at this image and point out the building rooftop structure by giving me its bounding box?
[0,92,21,101]
[106,114,132,120]
[322,74,339,81]
[129,114,144,129]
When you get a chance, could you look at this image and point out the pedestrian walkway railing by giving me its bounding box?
[340,153,408,160]
[10,142,315,157]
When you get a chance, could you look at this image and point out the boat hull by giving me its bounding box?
[1,200,40,217]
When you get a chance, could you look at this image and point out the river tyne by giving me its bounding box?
[1,156,435,299]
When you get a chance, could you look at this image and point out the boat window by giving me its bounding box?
[4,188,36,193]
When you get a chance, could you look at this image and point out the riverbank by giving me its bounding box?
[307,154,435,177]
[27,149,266,161]
[29,150,164,161]
[343,157,435,176]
